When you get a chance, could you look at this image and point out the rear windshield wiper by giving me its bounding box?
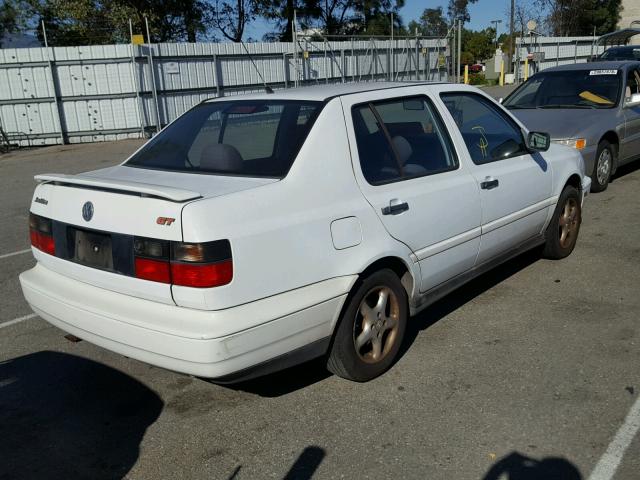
[505,105,535,109]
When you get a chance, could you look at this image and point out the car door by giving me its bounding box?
[343,92,482,293]
[439,91,553,265]
[622,66,640,162]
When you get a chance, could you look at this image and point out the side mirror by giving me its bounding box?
[625,93,640,107]
[526,131,550,152]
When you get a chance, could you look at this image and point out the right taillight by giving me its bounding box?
[29,213,55,255]
[133,237,232,288]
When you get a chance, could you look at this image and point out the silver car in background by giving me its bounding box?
[503,61,640,191]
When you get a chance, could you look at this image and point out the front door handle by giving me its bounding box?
[480,177,499,190]
[382,201,409,215]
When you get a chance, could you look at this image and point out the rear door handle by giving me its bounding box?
[480,177,499,190]
[382,201,409,215]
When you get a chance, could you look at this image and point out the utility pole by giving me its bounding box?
[491,19,502,49]
[391,12,394,81]
[450,24,455,83]
[509,0,515,73]
[457,18,462,83]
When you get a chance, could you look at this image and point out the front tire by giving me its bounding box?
[327,269,408,382]
[542,185,582,259]
[591,140,615,192]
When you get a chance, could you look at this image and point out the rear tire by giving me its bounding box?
[591,140,615,192]
[327,269,408,382]
[542,185,582,260]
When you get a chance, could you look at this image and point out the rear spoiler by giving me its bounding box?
[35,173,202,202]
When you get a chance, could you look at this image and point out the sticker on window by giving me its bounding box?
[589,70,618,75]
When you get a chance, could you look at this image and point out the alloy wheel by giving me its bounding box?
[353,286,400,364]
[596,148,612,186]
[558,197,580,249]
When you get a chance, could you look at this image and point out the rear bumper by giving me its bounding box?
[20,263,353,379]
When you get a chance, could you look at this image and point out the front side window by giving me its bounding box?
[441,92,528,165]
[125,100,322,178]
[352,96,458,185]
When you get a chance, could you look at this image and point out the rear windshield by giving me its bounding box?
[125,100,322,177]
[503,69,621,110]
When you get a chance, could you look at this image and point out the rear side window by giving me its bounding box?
[352,96,458,185]
[125,100,322,178]
[441,92,528,165]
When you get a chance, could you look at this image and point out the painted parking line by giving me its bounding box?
[0,248,31,260]
[588,394,640,480]
[0,313,37,329]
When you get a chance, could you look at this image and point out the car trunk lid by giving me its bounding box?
[31,168,278,305]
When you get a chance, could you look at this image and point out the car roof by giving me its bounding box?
[604,45,640,51]
[542,61,640,73]
[202,81,447,103]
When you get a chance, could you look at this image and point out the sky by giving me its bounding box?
[244,0,515,40]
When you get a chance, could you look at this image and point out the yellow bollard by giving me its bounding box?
[524,58,529,81]
[464,64,469,84]
[499,60,504,86]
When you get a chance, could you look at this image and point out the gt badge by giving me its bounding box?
[157,217,176,226]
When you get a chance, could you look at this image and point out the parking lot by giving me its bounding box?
[1,86,639,480]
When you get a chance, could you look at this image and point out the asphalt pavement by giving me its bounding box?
[1,85,639,480]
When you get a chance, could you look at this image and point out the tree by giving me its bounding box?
[461,27,494,63]
[537,0,622,36]
[27,0,208,45]
[0,0,28,46]
[407,7,448,37]
[255,0,315,41]
[209,0,256,42]
[357,0,406,36]
[447,0,478,24]
[257,0,405,40]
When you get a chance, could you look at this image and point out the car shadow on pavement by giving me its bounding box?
[222,357,331,397]
[0,351,163,480]
[402,247,543,358]
[482,451,582,479]
[612,159,640,182]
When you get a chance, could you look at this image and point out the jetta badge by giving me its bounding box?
[82,201,94,222]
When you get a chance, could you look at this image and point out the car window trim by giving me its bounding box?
[440,91,530,165]
[350,94,460,187]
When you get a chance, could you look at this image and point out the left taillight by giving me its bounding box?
[29,213,55,255]
[133,237,232,288]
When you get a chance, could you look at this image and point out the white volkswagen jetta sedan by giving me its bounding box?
[20,82,591,382]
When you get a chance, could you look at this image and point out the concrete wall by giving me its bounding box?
[619,0,640,29]
[619,0,640,44]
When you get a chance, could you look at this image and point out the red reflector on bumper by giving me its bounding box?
[135,257,171,283]
[171,260,233,288]
[30,230,55,255]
